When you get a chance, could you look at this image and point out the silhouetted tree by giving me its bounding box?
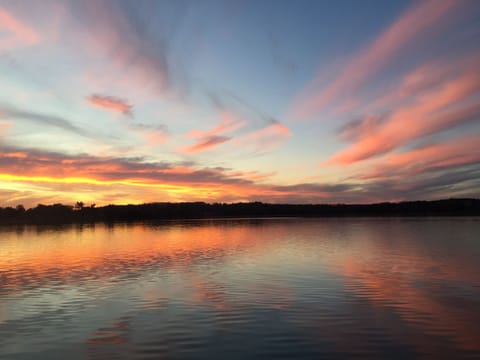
[1,199,479,225]
[75,201,84,210]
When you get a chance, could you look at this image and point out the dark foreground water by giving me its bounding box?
[1,218,479,359]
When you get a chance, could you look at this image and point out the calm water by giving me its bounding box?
[1,218,479,359]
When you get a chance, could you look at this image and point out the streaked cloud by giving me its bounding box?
[236,119,291,152]
[361,136,480,181]
[326,54,480,165]
[0,7,39,51]
[0,105,89,137]
[76,1,184,97]
[86,94,133,115]
[182,109,246,153]
[183,135,231,154]
[290,0,461,119]
[129,123,169,146]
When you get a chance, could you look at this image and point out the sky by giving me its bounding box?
[0,0,479,208]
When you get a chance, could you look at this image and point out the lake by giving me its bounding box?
[1,218,479,359]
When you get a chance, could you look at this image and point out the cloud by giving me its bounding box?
[361,135,480,181]
[289,0,461,119]
[0,7,39,51]
[0,146,369,206]
[338,115,386,142]
[0,146,255,186]
[326,54,480,165]
[188,110,246,139]
[75,1,190,99]
[183,135,231,154]
[0,105,89,137]
[182,109,246,153]
[86,94,133,115]
[235,119,291,152]
[1,136,478,207]
[129,123,169,146]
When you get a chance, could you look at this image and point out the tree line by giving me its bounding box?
[0,199,479,225]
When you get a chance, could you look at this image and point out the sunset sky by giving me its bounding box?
[0,0,479,207]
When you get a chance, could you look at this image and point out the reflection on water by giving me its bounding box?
[1,218,479,359]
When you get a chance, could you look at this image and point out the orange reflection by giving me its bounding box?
[336,251,480,352]
[0,222,269,294]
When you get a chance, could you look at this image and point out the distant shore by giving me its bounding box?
[1,199,479,225]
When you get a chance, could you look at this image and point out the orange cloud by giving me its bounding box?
[326,56,480,165]
[86,94,133,115]
[0,147,368,207]
[2,142,476,208]
[0,7,39,50]
[183,135,231,154]
[187,110,246,139]
[361,136,480,181]
[182,110,246,153]
[290,0,460,119]
[0,148,270,206]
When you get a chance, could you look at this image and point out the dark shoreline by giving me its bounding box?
[1,198,479,225]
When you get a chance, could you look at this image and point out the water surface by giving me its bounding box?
[1,218,479,359]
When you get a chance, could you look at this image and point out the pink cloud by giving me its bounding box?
[129,124,169,146]
[86,94,133,115]
[77,2,172,99]
[290,0,460,119]
[186,110,246,139]
[361,136,480,181]
[182,110,246,153]
[0,7,39,50]
[235,120,291,152]
[183,135,231,154]
[339,115,384,142]
[326,56,480,165]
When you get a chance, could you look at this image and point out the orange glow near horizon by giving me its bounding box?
[0,172,272,207]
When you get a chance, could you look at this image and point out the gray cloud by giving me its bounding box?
[0,105,89,137]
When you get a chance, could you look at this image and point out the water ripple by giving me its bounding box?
[0,218,479,359]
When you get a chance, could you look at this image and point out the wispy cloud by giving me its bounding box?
[76,1,188,98]
[187,110,246,139]
[129,123,169,146]
[235,119,291,152]
[290,0,460,119]
[0,105,89,137]
[325,54,480,165]
[361,136,480,181]
[183,135,231,154]
[182,109,246,153]
[0,7,39,51]
[86,94,133,115]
